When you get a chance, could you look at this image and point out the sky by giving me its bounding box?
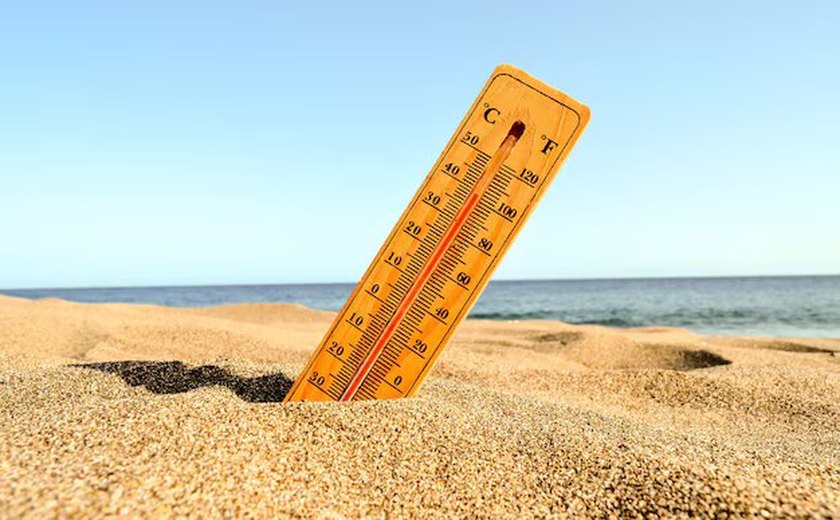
[1,1,838,289]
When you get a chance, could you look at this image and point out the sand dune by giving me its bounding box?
[0,294,838,517]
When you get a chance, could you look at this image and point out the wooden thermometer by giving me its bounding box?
[285,65,590,402]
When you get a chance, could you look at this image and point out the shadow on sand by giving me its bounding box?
[73,361,294,402]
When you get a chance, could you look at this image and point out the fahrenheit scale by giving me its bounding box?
[285,65,590,402]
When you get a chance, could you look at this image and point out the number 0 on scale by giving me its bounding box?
[285,65,590,402]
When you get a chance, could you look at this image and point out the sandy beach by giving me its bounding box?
[0,294,838,517]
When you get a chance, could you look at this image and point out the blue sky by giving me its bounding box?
[1,1,838,288]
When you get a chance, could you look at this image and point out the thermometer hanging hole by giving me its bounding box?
[508,120,526,140]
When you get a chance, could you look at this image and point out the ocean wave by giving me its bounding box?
[468,310,643,327]
[468,307,840,331]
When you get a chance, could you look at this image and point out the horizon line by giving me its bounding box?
[3,272,839,292]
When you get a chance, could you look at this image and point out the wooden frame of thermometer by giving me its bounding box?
[285,65,590,402]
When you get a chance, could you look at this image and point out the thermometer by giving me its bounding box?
[285,65,590,402]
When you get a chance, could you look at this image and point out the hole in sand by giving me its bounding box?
[576,345,731,371]
[73,361,294,403]
[756,340,835,354]
[674,349,731,370]
[528,333,732,370]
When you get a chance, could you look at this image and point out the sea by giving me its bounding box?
[3,276,839,338]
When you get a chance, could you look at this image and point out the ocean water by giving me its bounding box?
[3,276,839,338]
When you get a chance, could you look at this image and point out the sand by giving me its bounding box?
[0,294,838,517]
